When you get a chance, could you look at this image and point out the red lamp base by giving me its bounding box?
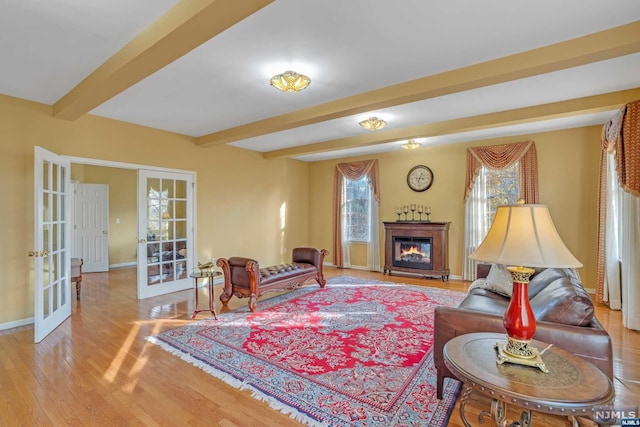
[496,266,548,373]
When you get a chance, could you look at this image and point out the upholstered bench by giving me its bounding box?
[217,247,328,312]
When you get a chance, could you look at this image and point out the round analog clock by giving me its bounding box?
[407,165,434,192]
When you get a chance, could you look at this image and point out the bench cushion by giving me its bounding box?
[260,262,316,286]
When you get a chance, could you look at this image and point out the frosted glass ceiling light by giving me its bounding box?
[270,70,311,92]
[402,140,421,150]
[359,117,387,131]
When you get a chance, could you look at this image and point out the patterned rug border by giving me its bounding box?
[147,276,464,426]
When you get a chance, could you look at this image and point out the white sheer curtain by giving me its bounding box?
[603,153,640,330]
[367,193,381,271]
[619,188,640,330]
[340,183,351,268]
[463,169,489,280]
[603,154,622,309]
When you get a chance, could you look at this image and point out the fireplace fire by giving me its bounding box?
[393,237,433,270]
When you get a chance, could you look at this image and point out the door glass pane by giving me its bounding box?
[176,221,187,239]
[147,242,159,264]
[176,260,187,280]
[43,289,50,318]
[162,179,174,198]
[43,227,50,252]
[162,242,175,260]
[43,161,49,190]
[51,253,59,282]
[147,265,160,285]
[175,200,186,220]
[52,223,58,252]
[52,164,58,192]
[60,279,67,306]
[43,192,50,223]
[43,257,50,286]
[175,180,186,199]
[52,282,59,311]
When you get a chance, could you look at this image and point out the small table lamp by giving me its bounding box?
[469,203,583,372]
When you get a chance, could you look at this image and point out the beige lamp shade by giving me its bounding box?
[469,204,583,268]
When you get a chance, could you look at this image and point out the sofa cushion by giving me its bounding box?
[530,275,594,326]
[459,288,510,316]
[468,264,513,297]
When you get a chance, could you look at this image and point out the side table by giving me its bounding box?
[443,332,614,427]
[189,270,221,320]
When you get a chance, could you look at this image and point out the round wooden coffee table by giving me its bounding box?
[443,332,614,427]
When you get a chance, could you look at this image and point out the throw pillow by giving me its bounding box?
[484,264,514,297]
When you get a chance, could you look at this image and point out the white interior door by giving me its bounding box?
[33,147,71,343]
[137,170,194,299]
[73,183,109,272]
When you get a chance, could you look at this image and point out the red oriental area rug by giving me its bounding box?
[149,277,465,426]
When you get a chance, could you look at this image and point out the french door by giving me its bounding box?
[33,147,72,343]
[137,170,195,299]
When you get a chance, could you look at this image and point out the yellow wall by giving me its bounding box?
[309,127,601,289]
[0,91,603,327]
[0,94,310,325]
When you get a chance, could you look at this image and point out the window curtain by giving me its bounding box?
[462,168,490,280]
[333,160,380,269]
[462,141,539,280]
[597,100,640,331]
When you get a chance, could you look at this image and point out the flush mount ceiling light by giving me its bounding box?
[359,117,387,131]
[270,70,311,92]
[402,140,421,150]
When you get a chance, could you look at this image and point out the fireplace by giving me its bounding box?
[393,237,433,270]
[383,221,450,280]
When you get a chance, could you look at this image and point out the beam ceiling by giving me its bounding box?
[196,21,640,148]
[52,0,273,120]
[263,88,640,159]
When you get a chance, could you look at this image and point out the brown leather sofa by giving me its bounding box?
[217,247,328,312]
[433,264,613,399]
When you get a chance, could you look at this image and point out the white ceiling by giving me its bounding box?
[1,0,639,162]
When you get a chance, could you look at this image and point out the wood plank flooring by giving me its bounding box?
[0,266,638,426]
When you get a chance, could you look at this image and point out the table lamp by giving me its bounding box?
[469,203,583,372]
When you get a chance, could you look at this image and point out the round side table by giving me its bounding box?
[443,332,614,427]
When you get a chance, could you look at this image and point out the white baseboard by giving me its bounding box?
[0,317,34,332]
[109,261,137,269]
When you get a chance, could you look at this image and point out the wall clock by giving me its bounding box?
[407,165,434,192]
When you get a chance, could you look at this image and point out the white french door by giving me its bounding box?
[33,147,72,343]
[137,170,195,299]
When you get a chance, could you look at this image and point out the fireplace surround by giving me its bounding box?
[383,222,450,280]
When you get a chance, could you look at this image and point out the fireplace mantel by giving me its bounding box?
[383,221,450,281]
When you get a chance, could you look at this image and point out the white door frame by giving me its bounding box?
[61,155,197,297]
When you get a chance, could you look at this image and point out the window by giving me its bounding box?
[344,176,370,242]
[483,162,520,225]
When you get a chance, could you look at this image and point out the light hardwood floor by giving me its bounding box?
[0,266,638,426]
